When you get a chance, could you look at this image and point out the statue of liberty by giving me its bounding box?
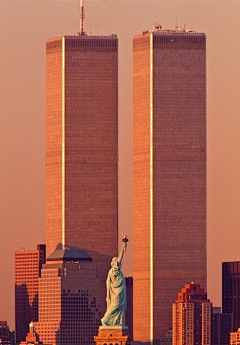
[101,234,128,326]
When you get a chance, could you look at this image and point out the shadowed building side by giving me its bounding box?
[222,261,240,332]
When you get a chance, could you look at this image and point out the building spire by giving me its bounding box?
[78,0,86,36]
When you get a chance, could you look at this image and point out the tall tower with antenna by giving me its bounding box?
[43,4,118,344]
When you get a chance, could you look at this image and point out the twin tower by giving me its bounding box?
[45,27,206,344]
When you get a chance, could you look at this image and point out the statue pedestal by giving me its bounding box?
[94,325,130,345]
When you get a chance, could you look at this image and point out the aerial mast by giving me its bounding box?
[79,0,86,35]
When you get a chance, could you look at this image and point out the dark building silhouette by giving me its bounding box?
[15,245,46,344]
[211,307,233,345]
[0,321,15,345]
[125,276,133,339]
[133,25,206,343]
[222,261,240,331]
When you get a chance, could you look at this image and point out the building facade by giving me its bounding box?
[46,34,118,315]
[15,245,46,344]
[133,27,206,342]
[222,261,240,331]
[34,248,100,345]
[230,328,240,345]
[211,307,233,345]
[172,283,211,345]
[0,321,15,345]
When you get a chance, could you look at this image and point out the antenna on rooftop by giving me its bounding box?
[78,0,86,35]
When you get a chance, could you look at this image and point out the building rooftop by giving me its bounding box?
[47,248,92,262]
[47,34,118,43]
[141,24,205,36]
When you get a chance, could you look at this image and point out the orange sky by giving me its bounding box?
[0,0,240,330]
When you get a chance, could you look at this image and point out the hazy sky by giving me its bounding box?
[0,0,240,330]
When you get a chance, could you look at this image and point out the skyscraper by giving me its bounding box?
[211,307,233,345]
[15,245,46,344]
[133,26,206,342]
[230,328,240,345]
[34,248,100,345]
[46,32,118,314]
[172,283,211,345]
[222,261,240,331]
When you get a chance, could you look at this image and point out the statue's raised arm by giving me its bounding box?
[117,234,128,264]
[101,234,128,327]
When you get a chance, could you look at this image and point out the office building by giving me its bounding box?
[222,261,240,331]
[0,321,15,345]
[34,248,100,345]
[172,283,211,345]
[230,328,240,345]
[15,245,46,344]
[133,26,206,342]
[46,32,118,315]
[211,307,233,345]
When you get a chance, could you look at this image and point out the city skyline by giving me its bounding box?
[1,0,240,331]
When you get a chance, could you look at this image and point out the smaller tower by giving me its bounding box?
[34,248,101,345]
[230,328,240,345]
[211,307,233,345]
[15,245,46,344]
[222,261,240,331]
[0,321,15,345]
[172,283,212,345]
